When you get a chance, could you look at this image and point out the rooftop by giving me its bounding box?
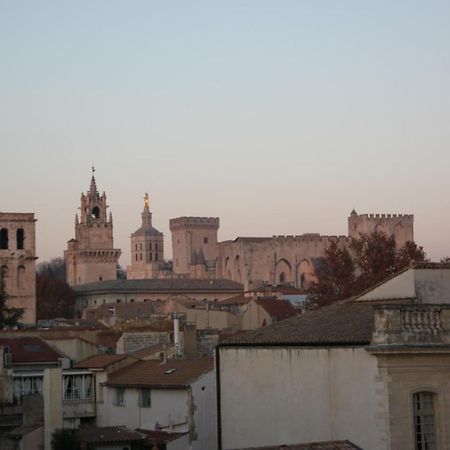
[221,301,374,346]
[256,298,299,321]
[0,337,63,364]
[73,278,243,294]
[78,426,145,444]
[106,357,214,388]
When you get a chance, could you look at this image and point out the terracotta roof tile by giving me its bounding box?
[106,358,214,388]
[222,301,374,346]
[0,337,63,364]
[256,299,298,321]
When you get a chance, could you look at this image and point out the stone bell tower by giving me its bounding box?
[127,193,164,279]
[65,169,121,286]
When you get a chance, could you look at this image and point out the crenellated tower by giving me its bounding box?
[170,216,219,277]
[348,209,414,247]
[65,169,121,286]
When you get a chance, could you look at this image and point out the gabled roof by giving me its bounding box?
[106,358,214,388]
[74,354,128,369]
[255,299,298,322]
[221,301,374,346]
[230,441,362,450]
[0,337,63,364]
[73,278,243,294]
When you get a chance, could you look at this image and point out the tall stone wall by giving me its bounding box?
[0,212,37,323]
[217,235,350,291]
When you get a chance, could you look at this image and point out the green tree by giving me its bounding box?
[0,269,24,328]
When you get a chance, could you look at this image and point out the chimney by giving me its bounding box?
[174,314,182,358]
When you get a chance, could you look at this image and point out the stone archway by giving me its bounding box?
[275,258,292,285]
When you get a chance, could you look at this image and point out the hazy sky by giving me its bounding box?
[1,1,449,265]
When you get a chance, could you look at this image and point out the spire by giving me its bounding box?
[89,165,97,195]
[75,213,79,225]
[142,193,152,227]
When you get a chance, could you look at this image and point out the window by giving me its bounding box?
[0,229,8,249]
[115,387,125,406]
[413,391,437,450]
[139,388,151,408]
[140,253,142,261]
[155,253,158,261]
[16,229,24,249]
[149,242,152,251]
[63,374,93,401]
[203,237,208,244]
[150,253,152,261]
[91,207,100,219]
[155,243,158,251]
[135,244,138,251]
[140,243,142,251]
[135,254,138,261]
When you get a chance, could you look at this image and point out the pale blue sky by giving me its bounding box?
[1,1,449,264]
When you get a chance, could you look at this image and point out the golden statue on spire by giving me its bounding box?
[144,193,149,208]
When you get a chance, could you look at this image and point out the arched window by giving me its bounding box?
[0,229,8,249]
[413,391,437,450]
[16,229,24,250]
[300,273,305,290]
[17,266,25,290]
[91,207,100,219]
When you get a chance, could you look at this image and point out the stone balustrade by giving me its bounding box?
[371,304,450,346]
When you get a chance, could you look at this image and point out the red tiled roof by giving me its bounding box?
[78,426,145,444]
[106,358,214,388]
[256,299,298,321]
[230,440,363,450]
[0,337,63,364]
[74,354,128,369]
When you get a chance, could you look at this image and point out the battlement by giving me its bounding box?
[350,213,413,221]
[271,234,350,243]
[0,213,36,222]
[170,216,220,231]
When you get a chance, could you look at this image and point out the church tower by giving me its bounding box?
[127,193,164,279]
[65,169,121,286]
